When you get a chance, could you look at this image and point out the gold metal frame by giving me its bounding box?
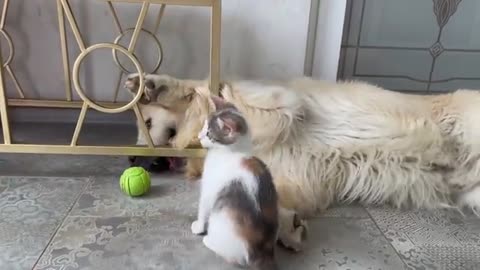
[0,0,221,157]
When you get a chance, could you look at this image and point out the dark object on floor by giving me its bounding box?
[128,156,184,173]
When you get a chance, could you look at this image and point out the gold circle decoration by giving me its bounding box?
[112,28,163,74]
[72,43,145,113]
[0,29,14,67]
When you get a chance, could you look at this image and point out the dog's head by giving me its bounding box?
[125,100,180,171]
[124,74,184,171]
[134,103,178,147]
[125,73,195,113]
[125,73,216,150]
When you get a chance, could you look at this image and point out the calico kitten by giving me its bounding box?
[192,96,279,270]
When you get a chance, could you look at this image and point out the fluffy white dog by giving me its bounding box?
[125,73,480,250]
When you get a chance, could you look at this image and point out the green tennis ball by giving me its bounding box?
[120,167,151,196]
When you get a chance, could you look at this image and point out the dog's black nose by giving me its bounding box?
[127,156,171,173]
[167,127,177,140]
[128,156,136,166]
[127,156,151,169]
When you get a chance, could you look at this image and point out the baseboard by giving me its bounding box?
[8,107,136,124]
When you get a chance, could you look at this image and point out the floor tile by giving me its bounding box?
[322,204,369,218]
[368,207,480,270]
[35,214,405,270]
[277,218,406,270]
[34,214,239,270]
[0,177,88,270]
[69,174,199,218]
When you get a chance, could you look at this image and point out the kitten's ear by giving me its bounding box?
[217,116,239,137]
[211,96,237,111]
[211,96,227,110]
[216,117,232,137]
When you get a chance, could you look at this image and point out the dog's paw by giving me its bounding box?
[185,170,202,181]
[277,210,308,252]
[185,158,203,181]
[191,220,206,235]
[278,222,308,252]
[125,73,141,92]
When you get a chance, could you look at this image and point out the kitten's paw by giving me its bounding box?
[191,220,206,235]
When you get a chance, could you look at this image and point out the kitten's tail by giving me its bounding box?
[251,257,278,270]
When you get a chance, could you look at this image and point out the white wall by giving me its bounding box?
[311,0,346,81]
[4,0,311,105]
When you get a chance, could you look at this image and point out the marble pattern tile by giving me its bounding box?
[71,175,370,220]
[34,214,235,270]
[35,214,405,270]
[69,175,199,218]
[368,207,480,270]
[277,218,406,270]
[0,176,88,270]
[321,204,370,218]
[3,171,480,270]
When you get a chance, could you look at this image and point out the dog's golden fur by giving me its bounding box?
[125,73,480,249]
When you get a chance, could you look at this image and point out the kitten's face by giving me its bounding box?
[198,119,214,148]
[197,97,248,149]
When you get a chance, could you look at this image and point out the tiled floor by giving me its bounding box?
[1,123,480,270]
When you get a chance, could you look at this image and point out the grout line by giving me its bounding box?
[339,0,354,79]
[343,0,354,47]
[365,207,410,269]
[303,0,320,76]
[312,216,371,219]
[0,175,90,180]
[352,0,366,76]
[310,211,371,220]
[67,211,195,222]
[31,177,92,270]
[341,45,480,53]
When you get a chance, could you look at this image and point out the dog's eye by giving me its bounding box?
[145,118,152,129]
[167,128,176,139]
[292,213,302,228]
[145,80,156,89]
